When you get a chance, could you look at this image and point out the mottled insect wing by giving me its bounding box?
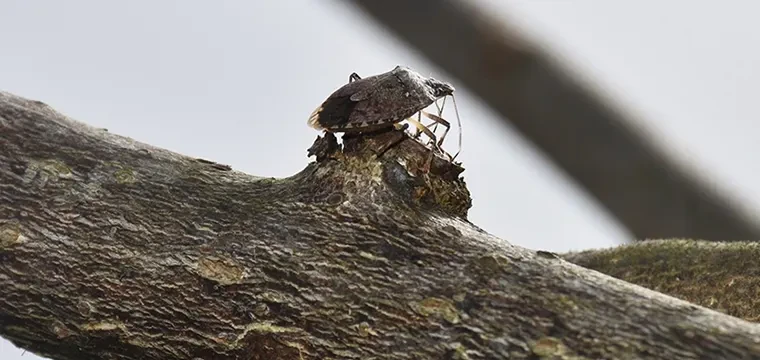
[307,90,356,130]
[308,72,388,131]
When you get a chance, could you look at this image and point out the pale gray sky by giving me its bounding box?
[2,1,759,358]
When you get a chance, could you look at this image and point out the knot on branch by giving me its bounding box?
[306,129,472,219]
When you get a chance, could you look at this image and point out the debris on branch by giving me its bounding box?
[2,90,760,360]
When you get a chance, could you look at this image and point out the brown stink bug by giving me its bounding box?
[308,65,462,160]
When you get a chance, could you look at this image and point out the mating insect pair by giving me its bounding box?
[308,65,462,161]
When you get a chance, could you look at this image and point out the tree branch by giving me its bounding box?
[2,91,760,359]
[341,0,760,241]
[564,240,760,322]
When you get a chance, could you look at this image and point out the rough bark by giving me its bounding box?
[2,90,760,359]
[564,240,760,323]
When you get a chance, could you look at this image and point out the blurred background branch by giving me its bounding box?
[343,0,760,241]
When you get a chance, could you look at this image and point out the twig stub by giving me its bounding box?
[307,128,471,219]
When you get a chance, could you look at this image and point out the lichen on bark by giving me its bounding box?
[564,239,760,323]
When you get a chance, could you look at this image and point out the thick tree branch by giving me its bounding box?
[564,240,760,322]
[2,91,760,359]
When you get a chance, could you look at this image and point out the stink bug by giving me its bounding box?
[308,65,461,160]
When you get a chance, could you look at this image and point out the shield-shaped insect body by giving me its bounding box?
[309,65,454,133]
[309,65,463,161]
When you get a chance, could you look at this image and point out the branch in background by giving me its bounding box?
[564,240,760,322]
[342,0,760,241]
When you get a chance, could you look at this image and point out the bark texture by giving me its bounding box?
[2,91,760,359]
[564,240,760,323]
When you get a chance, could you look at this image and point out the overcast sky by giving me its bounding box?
[3,1,760,358]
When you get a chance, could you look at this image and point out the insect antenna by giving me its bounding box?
[450,94,463,161]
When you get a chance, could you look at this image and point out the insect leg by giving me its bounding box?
[411,113,439,142]
[420,111,456,161]
[420,111,451,148]
[407,114,443,154]
[412,111,424,139]
[393,122,409,131]
[431,96,447,132]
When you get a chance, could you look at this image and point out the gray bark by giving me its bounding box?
[2,91,760,359]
